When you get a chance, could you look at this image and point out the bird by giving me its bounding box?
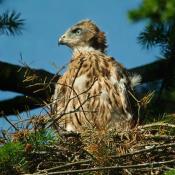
[52,19,140,132]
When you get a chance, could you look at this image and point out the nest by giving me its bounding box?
[1,115,175,175]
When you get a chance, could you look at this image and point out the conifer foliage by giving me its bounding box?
[0,10,24,36]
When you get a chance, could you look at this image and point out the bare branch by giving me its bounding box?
[0,95,41,117]
[42,159,175,174]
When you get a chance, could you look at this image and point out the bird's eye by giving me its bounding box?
[71,28,82,35]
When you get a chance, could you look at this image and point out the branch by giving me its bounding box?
[111,142,175,159]
[139,122,175,129]
[46,159,91,172]
[0,95,41,116]
[0,60,60,117]
[0,58,170,117]
[39,159,175,174]
[0,59,166,95]
[129,58,167,83]
[43,142,175,173]
[0,60,60,99]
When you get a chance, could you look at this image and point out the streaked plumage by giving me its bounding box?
[52,19,139,132]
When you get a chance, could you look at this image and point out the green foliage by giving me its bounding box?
[128,0,174,50]
[128,0,175,111]
[26,129,59,149]
[164,169,175,175]
[0,128,59,174]
[0,142,26,174]
[128,0,175,23]
[0,10,25,36]
[138,23,168,49]
[128,0,175,51]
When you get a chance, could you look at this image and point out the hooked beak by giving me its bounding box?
[58,34,66,46]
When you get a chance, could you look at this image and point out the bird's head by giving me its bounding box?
[58,19,107,53]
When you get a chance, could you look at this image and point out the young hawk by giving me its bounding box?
[52,19,139,132]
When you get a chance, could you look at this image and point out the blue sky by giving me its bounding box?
[0,0,160,128]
